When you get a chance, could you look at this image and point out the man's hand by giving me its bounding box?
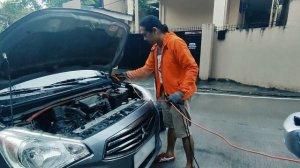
[168,91,184,104]
[112,72,128,82]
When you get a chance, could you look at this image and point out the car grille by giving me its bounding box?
[104,110,156,159]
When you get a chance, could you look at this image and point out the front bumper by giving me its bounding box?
[0,101,161,168]
[69,100,161,168]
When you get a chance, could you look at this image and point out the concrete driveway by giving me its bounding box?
[150,92,300,168]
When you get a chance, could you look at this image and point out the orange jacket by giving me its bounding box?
[127,32,199,100]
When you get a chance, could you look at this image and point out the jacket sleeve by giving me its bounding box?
[126,52,155,79]
[173,38,199,97]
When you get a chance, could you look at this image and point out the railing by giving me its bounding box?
[169,26,202,32]
[167,21,286,33]
[216,21,286,32]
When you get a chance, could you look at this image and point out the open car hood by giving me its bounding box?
[0,8,129,90]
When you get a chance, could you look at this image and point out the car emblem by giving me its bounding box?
[141,127,148,139]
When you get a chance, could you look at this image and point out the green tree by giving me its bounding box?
[81,0,103,7]
[0,0,105,32]
[139,0,158,20]
[0,0,73,32]
[44,0,71,8]
[0,0,42,32]
[0,15,9,32]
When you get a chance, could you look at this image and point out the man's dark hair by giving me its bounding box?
[139,15,169,33]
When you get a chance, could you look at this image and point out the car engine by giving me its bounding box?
[16,85,145,138]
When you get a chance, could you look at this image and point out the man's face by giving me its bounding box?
[140,26,157,45]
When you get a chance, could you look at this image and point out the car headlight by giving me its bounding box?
[0,128,90,168]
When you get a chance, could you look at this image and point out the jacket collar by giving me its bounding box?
[150,32,174,51]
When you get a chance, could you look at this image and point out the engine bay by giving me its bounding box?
[15,84,146,138]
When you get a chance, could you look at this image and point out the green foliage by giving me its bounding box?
[0,0,73,32]
[0,0,42,32]
[139,0,158,20]
[81,0,103,7]
[44,0,71,8]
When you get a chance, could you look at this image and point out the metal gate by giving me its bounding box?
[175,31,201,67]
[118,34,151,69]
[119,30,201,70]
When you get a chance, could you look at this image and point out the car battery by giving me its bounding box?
[109,88,129,109]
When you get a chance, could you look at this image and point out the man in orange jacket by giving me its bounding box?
[117,16,199,168]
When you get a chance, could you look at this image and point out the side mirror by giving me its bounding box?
[283,112,300,158]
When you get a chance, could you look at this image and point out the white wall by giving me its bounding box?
[104,0,127,13]
[213,0,228,27]
[160,0,241,29]
[200,0,300,92]
[62,0,81,8]
[210,26,300,91]
[287,0,300,27]
[200,24,215,80]
[227,0,241,25]
[161,0,214,28]
[127,0,134,15]
[201,0,300,92]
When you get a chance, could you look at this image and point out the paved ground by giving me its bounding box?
[113,71,300,168]
[148,92,300,168]
[197,79,300,98]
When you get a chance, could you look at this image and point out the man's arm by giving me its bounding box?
[126,52,155,80]
[173,38,199,98]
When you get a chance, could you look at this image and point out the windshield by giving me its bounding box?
[0,70,103,93]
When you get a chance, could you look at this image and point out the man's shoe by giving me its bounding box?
[154,153,175,163]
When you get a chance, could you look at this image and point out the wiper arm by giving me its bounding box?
[0,76,103,96]
[0,88,42,96]
[45,76,101,88]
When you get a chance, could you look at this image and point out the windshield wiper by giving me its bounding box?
[0,76,103,96]
[45,76,102,88]
[0,88,42,96]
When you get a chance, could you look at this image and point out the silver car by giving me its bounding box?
[0,8,161,168]
[283,112,300,158]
